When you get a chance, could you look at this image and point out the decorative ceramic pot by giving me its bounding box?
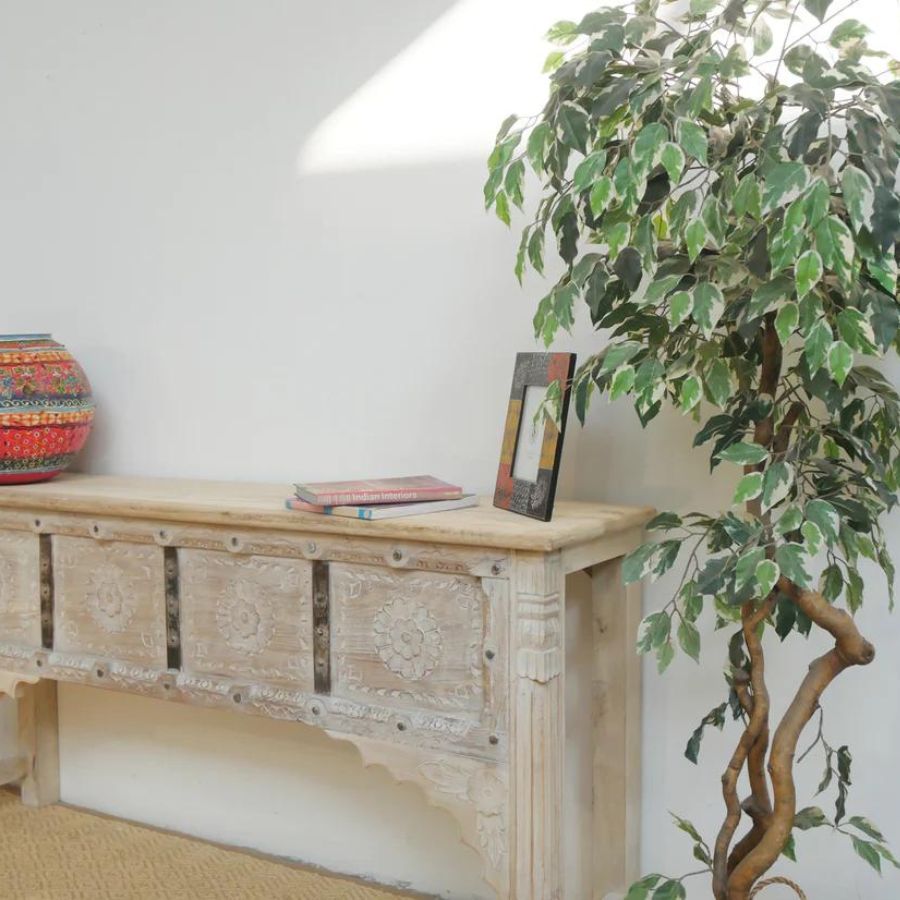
[0,334,95,484]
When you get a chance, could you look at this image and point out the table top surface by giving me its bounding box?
[0,474,654,552]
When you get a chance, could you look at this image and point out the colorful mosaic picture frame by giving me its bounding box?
[493,352,576,522]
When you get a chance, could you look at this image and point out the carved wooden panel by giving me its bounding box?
[0,531,41,650]
[179,550,313,690]
[53,537,166,666]
[330,563,485,716]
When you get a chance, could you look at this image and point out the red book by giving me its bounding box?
[293,475,463,507]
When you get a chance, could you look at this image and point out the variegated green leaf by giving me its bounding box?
[705,358,732,407]
[734,175,762,219]
[686,219,708,262]
[776,543,812,588]
[718,442,768,465]
[795,250,823,299]
[676,118,708,165]
[658,142,685,186]
[805,319,833,375]
[842,165,876,233]
[610,364,636,400]
[802,521,824,556]
[775,302,799,345]
[680,375,702,412]
[668,290,693,327]
[589,176,615,216]
[748,276,793,319]
[734,472,764,504]
[763,162,810,213]
[805,499,840,544]
[736,547,766,591]
[633,123,668,171]
[756,559,780,597]
[762,461,794,512]
[836,308,877,353]
[777,506,804,535]
[827,340,854,385]
[573,150,607,193]
[692,283,725,338]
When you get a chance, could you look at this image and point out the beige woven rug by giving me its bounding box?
[0,790,420,899]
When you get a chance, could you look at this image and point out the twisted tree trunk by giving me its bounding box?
[726,580,875,898]
[712,598,774,899]
[713,315,877,898]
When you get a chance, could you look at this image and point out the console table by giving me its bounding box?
[0,475,651,899]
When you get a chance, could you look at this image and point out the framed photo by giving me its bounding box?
[493,352,576,522]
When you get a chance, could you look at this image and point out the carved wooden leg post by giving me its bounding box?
[591,557,642,899]
[18,680,60,807]
[510,551,566,899]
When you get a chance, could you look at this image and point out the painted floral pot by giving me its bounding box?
[0,334,95,484]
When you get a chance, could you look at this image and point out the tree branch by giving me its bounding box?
[712,597,774,898]
[772,401,805,456]
[727,704,773,874]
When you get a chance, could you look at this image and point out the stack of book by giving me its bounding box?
[285,475,478,520]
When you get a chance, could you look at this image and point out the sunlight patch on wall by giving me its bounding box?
[299,0,899,175]
[298,0,599,174]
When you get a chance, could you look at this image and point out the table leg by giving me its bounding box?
[510,551,566,899]
[18,679,60,807]
[591,557,642,898]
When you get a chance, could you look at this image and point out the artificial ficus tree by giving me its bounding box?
[486,0,900,898]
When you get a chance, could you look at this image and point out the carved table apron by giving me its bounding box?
[0,475,651,900]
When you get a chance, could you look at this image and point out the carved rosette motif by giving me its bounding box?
[215,580,275,656]
[331,565,485,713]
[373,596,442,680]
[178,550,312,690]
[418,759,508,869]
[52,537,166,666]
[87,564,138,634]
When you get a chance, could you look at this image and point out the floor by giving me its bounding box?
[0,789,423,899]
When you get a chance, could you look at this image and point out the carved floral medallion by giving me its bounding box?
[331,564,484,713]
[88,564,138,633]
[373,596,443,680]
[215,579,275,656]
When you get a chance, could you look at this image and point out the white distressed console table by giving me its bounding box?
[0,475,651,899]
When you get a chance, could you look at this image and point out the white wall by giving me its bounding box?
[2,1,900,898]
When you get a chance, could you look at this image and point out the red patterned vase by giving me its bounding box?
[0,334,95,484]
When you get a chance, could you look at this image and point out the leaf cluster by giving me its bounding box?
[487,0,900,663]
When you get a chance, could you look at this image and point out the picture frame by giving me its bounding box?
[493,351,576,522]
